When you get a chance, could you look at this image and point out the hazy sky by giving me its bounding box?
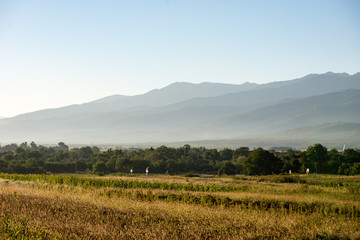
[0,0,359,117]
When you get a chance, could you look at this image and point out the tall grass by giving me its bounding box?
[0,173,248,192]
[0,173,359,239]
[0,215,62,239]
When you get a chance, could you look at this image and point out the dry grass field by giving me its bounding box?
[0,174,359,239]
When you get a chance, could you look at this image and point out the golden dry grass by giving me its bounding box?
[1,176,360,239]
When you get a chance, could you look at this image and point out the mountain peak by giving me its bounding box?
[324,71,349,77]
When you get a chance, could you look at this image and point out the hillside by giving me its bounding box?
[206,89,360,135]
[7,82,258,121]
[0,72,359,147]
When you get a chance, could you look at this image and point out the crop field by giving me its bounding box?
[0,174,359,239]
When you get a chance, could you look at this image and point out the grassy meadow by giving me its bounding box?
[0,173,359,239]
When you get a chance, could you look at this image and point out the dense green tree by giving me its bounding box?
[1,141,358,176]
[69,148,80,160]
[0,159,7,172]
[182,144,191,156]
[76,160,89,172]
[58,142,69,152]
[305,143,328,173]
[45,162,75,173]
[15,147,25,154]
[343,149,360,163]
[220,148,233,161]
[143,146,178,172]
[0,143,18,153]
[2,153,14,161]
[93,161,108,175]
[115,156,132,172]
[327,149,343,174]
[27,150,42,160]
[130,157,150,174]
[338,163,353,175]
[349,162,360,175]
[203,149,220,161]
[30,141,38,150]
[218,161,236,175]
[233,147,250,158]
[91,146,101,154]
[79,147,93,160]
[281,154,302,173]
[106,157,117,173]
[233,156,246,173]
[19,142,28,149]
[243,148,282,175]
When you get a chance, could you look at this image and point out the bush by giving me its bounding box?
[273,176,306,184]
[183,172,200,177]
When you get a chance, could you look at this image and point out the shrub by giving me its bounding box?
[183,172,200,178]
[273,175,306,184]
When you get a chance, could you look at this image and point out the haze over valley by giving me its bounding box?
[1,72,359,149]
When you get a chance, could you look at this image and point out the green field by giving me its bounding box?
[0,174,359,239]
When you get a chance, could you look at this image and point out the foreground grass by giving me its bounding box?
[0,174,359,239]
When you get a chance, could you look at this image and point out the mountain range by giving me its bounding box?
[1,72,359,149]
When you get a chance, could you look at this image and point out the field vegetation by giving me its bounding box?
[0,173,359,239]
[1,142,360,177]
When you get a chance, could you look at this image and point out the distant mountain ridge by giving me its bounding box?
[202,89,360,136]
[0,72,359,148]
[8,81,258,121]
[169,72,360,109]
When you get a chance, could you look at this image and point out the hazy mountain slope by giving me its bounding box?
[168,72,360,110]
[163,122,360,150]
[1,89,359,144]
[249,122,360,149]
[9,71,359,122]
[74,82,258,113]
[5,72,359,123]
[274,122,360,139]
[252,72,353,90]
[203,89,360,137]
[0,72,359,146]
[7,82,257,121]
[0,105,239,143]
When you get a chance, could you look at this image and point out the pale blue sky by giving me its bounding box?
[0,0,359,117]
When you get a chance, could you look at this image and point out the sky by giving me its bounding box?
[0,0,359,118]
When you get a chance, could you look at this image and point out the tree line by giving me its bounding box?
[0,142,359,175]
